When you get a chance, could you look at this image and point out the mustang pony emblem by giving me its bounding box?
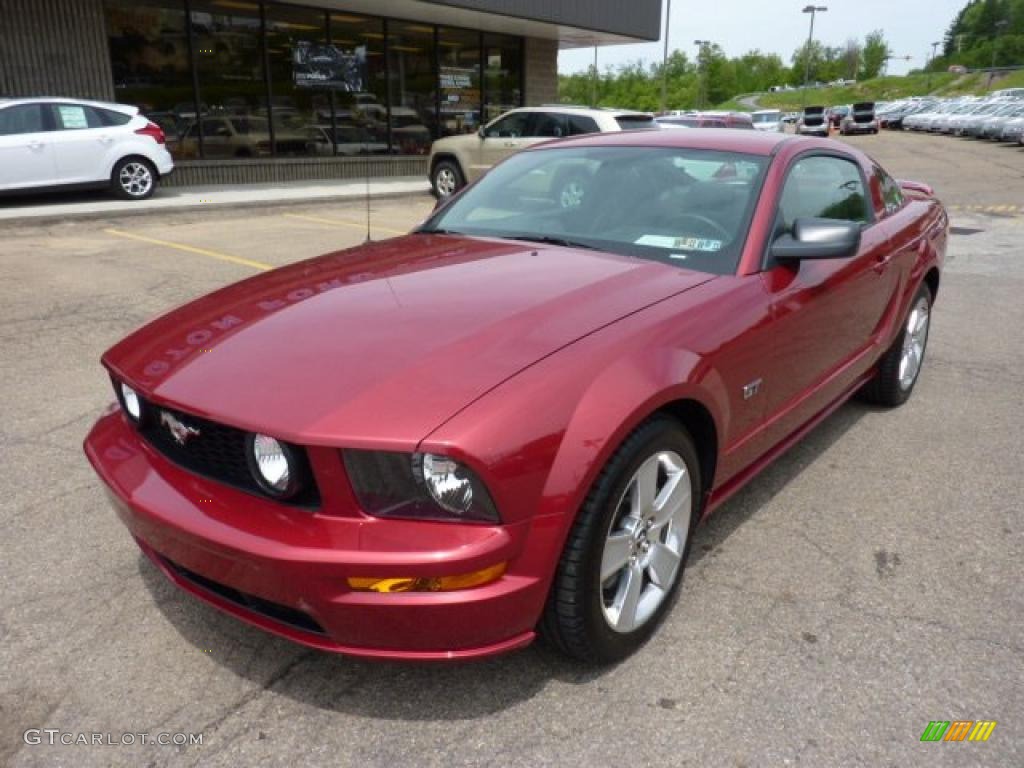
[160,411,201,446]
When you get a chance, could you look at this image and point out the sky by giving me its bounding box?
[559,0,967,78]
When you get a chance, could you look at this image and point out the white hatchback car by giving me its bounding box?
[0,98,174,200]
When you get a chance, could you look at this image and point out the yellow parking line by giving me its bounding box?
[283,212,407,236]
[104,228,272,271]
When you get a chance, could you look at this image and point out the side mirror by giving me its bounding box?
[771,218,862,262]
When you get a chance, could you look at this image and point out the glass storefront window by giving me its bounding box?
[264,3,328,157]
[438,27,480,137]
[188,0,267,159]
[104,0,191,159]
[104,1,524,162]
[329,13,388,155]
[387,22,436,155]
[483,34,523,124]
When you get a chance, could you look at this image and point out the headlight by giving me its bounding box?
[118,381,142,422]
[247,433,299,497]
[342,450,499,523]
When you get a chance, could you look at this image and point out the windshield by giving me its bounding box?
[421,146,769,276]
[753,112,780,123]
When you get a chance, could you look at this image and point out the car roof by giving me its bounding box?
[531,127,794,156]
[0,97,137,114]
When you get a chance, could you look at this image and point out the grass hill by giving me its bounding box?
[717,70,1024,111]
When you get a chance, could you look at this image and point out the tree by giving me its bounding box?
[859,30,891,79]
[842,39,862,80]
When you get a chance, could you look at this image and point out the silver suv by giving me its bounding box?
[428,106,655,199]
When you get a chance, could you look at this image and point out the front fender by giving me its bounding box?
[418,293,730,615]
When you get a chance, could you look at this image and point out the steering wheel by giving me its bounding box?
[675,213,731,241]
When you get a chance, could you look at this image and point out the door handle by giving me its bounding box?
[873,251,893,273]
[98,135,114,144]
[27,141,44,150]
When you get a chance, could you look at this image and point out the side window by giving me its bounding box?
[779,155,870,231]
[53,104,103,130]
[529,112,568,138]
[0,104,46,135]
[98,108,132,127]
[567,114,600,135]
[874,165,905,216]
[484,112,530,138]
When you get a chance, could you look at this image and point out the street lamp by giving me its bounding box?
[801,6,827,108]
[927,41,941,92]
[660,0,673,113]
[693,39,711,109]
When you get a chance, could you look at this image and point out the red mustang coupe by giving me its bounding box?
[85,130,946,663]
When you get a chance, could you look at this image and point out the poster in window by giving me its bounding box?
[293,41,367,91]
[440,66,480,116]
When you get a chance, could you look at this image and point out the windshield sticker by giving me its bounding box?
[635,235,723,252]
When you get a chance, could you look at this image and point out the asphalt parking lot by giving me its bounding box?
[1,131,1021,767]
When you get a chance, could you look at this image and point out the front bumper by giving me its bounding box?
[84,411,546,660]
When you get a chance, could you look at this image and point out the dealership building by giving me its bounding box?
[0,0,661,185]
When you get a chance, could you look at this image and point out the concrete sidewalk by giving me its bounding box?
[0,177,431,224]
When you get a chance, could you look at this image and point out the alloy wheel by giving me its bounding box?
[435,167,457,197]
[899,295,930,391]
[119,162,153,198]
[600,451,692,633]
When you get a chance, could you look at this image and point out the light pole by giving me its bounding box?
[801,6,827,109]
[693,39,710,109]
[927,40,941,92]
[591,46,598,106]
[660,0,672,114]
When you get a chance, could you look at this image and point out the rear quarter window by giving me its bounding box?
[567,114,599,135]
[614,115,656,131]
[99,108,132,126]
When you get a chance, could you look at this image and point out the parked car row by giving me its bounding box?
[796,103,879,137]
[878,89,1024,144]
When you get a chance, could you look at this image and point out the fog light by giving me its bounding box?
[348,562,507,593]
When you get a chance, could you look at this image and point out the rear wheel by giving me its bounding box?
[111,157,157,200]
[432,159,463,200]
[860,283,933,407]
[541,417,701,662]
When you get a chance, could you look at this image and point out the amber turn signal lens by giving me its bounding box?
[348,562,507,593]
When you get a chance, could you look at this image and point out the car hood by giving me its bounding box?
[104,234,713,447]
[430,133,478,154]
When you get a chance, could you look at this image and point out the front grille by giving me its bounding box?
[136,400,320,508]
[163,556,327,636]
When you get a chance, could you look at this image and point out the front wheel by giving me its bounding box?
[111,158,157,200]
[431,159,463,200]
[860,283,933,407]
[541,417,701,662]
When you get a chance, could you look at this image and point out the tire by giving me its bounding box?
[860,283,933,407]
[431,159,463,200]
[541,417,702,663]
[110,157,157,201]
